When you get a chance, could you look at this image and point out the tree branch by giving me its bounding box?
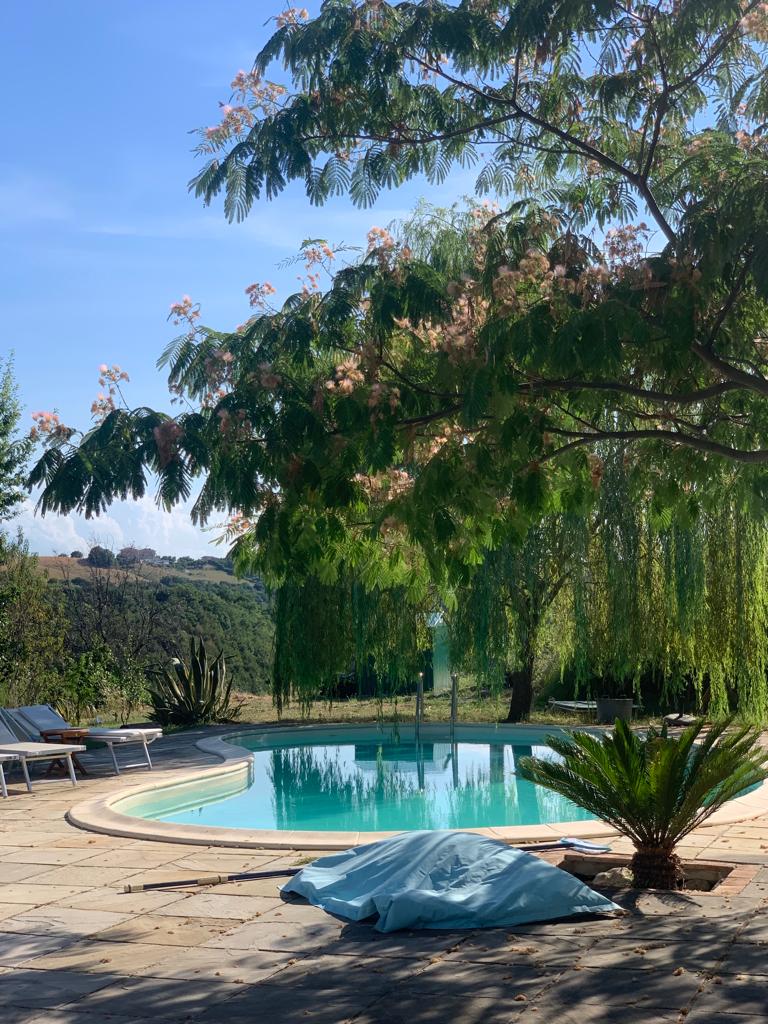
[543,426,768,464]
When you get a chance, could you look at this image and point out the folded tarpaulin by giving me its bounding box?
[281,830,620,932]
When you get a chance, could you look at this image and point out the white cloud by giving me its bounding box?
[17,498,122,555]
[83,201,414,249]
[129,494,223,558]
[17,492,219,559]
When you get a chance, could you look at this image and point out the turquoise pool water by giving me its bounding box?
[126,727,595,832]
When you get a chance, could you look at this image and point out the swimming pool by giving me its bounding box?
[122,724,595,832]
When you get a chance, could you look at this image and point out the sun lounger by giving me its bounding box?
[663,712,698,727]
[548,699,598,713]
[0,721,85,792]
[7,706,162,775]
[548,699,643,716]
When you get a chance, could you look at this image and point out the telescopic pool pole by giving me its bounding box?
[450,672,458,739]
[416,670,424,742]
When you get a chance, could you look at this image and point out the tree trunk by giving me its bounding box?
[630,846,685,889]
[505,660,534,722]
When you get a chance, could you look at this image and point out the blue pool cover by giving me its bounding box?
[282,831,620,932]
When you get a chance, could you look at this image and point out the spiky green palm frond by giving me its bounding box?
[149,635,239,726]
[519,719,768,851]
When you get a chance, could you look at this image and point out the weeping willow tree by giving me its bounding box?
[447,516,577,722]
[272,575,432,713]
[571,453,768,722]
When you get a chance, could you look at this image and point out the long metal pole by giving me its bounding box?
[450,672,458,738]
[416,671,424,741]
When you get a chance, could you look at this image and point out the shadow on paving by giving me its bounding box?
[2,884,767,1024]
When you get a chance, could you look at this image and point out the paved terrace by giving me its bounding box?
[1,728,768,1024]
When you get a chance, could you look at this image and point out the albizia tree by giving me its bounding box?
[28,0,768,710]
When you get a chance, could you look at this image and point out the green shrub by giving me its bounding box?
[52,648,115,724]
[149,635,239,726]
[519,719,768,889]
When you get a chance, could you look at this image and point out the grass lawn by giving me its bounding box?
[229,686,660,730]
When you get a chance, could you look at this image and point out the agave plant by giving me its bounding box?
[518,718,768,889]
[149,636,239,726]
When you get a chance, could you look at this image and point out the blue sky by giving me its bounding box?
[3,1,477,556]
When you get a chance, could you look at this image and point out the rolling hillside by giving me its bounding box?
[37,555,252,587]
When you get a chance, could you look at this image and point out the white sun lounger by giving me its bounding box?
[8,705,162,775]
[548,699,599,713]
[0,720,85,793]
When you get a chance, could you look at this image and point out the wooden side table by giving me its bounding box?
[39,728,89,775]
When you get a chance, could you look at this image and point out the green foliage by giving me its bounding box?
[87,545,115,568]
[52,568,273,696]
[148,635,239,726]
[0,532,67,708]
[567,454,768,721]
[51,647,116,725]
[448,515,576,719]
[108,654,149,725]
[273,574,430,711]
[0,358,32,522]
[154,580,273,692]
[519,718,768,888]
[191,0,766,234]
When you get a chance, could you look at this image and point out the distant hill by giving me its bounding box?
[36,556,274,693]
[38,555,255,588]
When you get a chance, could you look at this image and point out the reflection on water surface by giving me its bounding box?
[147,735,593,831]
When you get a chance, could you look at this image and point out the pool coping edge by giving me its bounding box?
[65,723,768,850]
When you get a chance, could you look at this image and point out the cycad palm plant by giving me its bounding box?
[149,636,238,726]
[518,719,768,889]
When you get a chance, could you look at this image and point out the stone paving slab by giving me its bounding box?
[169,851,281,872]
[51,885,190,915]
[395,958,556,999]
[0,863,62,884]
[204,915,347,953]
[0,966,123,1009]
[25,865,141,888]
[733,911,768,943]
[0,902,36,922]
[581,939,724,973]
[321,923,475,959]
[0,830,74,846]
[0,907,132,938]
[443,931,599,966]
[691,974,768,1016]
[55,974,246,1021]
[720,940,768,974]
[150,891,284,920]
[72,847,186,869]
[258,951,421,992]
[3,847,103,866]
[134,944,303,983]
[195,984,372,1024]
[354,993,524,1024]
[213,876,300,896]
[0,931,82,968]
[19,938,174,975]
[95,913,235,947]
[522,1005,683,1023]
[0,883,92,905]
[24,1013,161,1024]
[543,963,703,1012]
